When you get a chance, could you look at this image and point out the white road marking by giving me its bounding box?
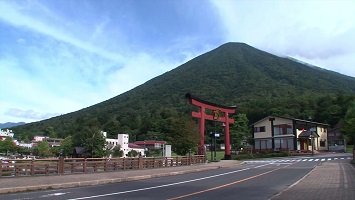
[41,193,69,198]
[69,164,273,200]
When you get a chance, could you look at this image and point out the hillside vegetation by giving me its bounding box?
[11,43,355,145]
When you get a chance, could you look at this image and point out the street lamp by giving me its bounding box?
[311,133,314,156]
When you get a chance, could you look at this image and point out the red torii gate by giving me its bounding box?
[185,93,236,160]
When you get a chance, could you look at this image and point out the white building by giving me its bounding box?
[33,136,49,142]
[0,129,14,138]
[101,132,145,157]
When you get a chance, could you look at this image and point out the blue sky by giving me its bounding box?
[1,0,355,123]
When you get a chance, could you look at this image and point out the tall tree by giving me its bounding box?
[167,117,199,156]
[230,113,252,150]
[72,127,107,158]
[60,136,73,157]
[341,100,355,145]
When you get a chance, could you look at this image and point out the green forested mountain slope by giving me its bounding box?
[11,43,355,139]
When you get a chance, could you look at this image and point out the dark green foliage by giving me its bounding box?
[10,43,355,146]
[112,145,123,157]
[166,117,199,155]
[127,150,139,157]
[341,100,355,144]
[33,141,52,157]
[0,137,17,156]
[232,152,290,160]
[60,136,73,157]
[230,114,252,149]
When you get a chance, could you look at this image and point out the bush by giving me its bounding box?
[232,152,290,160]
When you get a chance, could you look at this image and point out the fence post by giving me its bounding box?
[58,157,64,174]
[83,158,87,173]
[138,155,143,169]
[104,158,108,172]
[45,164,49,175]
[31,159,35,176]
[122,158,126,170]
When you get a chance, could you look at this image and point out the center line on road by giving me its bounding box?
[68,164,271,200]
[168,164,291,200]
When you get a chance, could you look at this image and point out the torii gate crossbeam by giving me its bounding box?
[185,93,236,160]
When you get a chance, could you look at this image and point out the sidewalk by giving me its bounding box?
[0,160,242,194]
[271,159,355,200]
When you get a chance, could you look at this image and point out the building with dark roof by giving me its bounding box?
[252,115,329,152]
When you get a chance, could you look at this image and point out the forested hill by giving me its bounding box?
[11,42,355,139]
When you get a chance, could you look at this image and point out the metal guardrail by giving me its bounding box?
[0,155,206,177]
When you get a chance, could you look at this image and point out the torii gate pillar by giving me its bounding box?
[185,93,236,160]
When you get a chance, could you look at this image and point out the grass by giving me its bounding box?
[346,145,354,153]
[205,150,291,161]
[205,151,226,161]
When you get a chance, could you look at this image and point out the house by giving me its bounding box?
[101,132,145,157]
[43,138,63,147]
[252,116,329,152]
[133,140,166,151]
[328,124,346,152]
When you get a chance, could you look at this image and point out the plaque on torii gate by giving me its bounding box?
[185,93,236,160]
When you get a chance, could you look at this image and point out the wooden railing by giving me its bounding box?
[0,155,206,177]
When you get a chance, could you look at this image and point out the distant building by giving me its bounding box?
[33,136,49,142]
[18,142,33,148]
[0,129,14,139]
[102,132,145,157]
[43,138,63,147]
[252,116,329,152]
[134,140,166,151]
[328,124,346,152]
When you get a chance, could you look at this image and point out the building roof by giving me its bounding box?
[128,143,145,149]
[134,140,166,145]
[74,147,86,154]
[298,130,320,138]
[251,115,329,127]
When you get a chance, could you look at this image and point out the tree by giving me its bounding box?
[167,117,199,156]
[72,127,107,158]
[341,100,355,145]
[45,126,57,138]
[230,113,252,150]
[0,137,17,156]
[34,141,52,157]
[60,136,73,157]
[127,149,138,157]
[112,145,123,157]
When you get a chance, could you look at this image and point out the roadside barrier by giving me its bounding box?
[0,155,206,177]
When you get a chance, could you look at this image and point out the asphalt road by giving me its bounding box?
[0,155,351,200]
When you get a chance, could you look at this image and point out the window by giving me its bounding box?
[320,140,326,147]
[254,126,266,132]
[273,124,293,135]
[255,139,272,149]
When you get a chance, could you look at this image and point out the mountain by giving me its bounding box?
[0,122,26,129]
[11,42,355,139]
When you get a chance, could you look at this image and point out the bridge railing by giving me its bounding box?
[0,155,206,177]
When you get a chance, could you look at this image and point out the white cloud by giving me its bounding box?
[0,1,124,62]
[211,0,355,77]
[4,108,60,121]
